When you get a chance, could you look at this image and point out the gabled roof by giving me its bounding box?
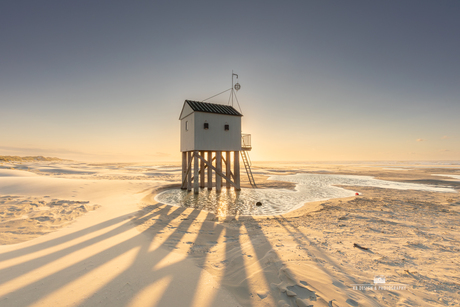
[179,100,243,120]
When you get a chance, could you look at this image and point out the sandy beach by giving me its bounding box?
[1,157,459,306]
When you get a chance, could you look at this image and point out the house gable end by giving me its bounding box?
[179,102,194,120]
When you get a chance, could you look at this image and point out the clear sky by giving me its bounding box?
[1,1,459,162]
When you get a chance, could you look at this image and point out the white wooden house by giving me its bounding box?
[179,100,242,152]
[179,100,254,193]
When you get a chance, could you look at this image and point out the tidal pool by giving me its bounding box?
[155,173,456,216]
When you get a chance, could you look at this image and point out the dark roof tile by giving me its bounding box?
[185,100,242,116]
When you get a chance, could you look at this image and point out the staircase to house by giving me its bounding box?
[241,134,257,188]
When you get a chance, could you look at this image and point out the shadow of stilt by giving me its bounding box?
[0,188,384,307]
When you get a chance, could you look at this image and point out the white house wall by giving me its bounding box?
[193,112,241,151]
[180,113,195,152]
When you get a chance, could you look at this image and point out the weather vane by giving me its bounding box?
[232,71,240,91]
[230,71,241,106]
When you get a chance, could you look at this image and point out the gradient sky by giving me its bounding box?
[1,1,459,162]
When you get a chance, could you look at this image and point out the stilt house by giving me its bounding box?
[179,100,254,193]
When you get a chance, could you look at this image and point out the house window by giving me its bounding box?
[204,123,209,130]
[185,121,189,131]
[225,124,229,131]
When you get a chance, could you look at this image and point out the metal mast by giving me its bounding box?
[231,71,240,107]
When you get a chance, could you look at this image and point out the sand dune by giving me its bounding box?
[1,160,459,306]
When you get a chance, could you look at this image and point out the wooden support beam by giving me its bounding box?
[199,151,205,188]
[193,151,199,194]
[181,152,187,189]
[181,151,194,189]
[234,151,240,190]
[216,151,222,192]
[187,151,192,191]
[207,151,212,190]
[195,154,238,189]
[226,151,231,188]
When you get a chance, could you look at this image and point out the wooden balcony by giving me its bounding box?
[241,134,251,151]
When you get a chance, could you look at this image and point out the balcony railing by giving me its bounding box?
[241,133,251,150]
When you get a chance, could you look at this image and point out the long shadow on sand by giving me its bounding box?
[0,189,383,307]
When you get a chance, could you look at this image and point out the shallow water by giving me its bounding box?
[434,174,460,180]
[155,173,456,216]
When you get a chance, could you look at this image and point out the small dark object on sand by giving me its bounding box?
[256,202,262,206]
[353,243,369,250]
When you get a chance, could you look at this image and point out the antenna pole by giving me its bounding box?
[231,71,238,107]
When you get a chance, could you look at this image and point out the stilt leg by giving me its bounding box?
[181,152,187,189]
[199,151,205,188]
[187,151,192,191]
[216,151,222,192]
[226,151,231,188]
[207,151,213,190]
[193,151,199,194]
[234,151,240,191]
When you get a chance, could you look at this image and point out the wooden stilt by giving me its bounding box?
[182,150,241,192]
[216,151,222,192]
[234,151,240,190]
[199,151,205,188]
[207,151,212,190]
[226,151,231,188]
[187,151,192,191]
[195,154,238,189]
[193,151,199,194]
[181,152,187,189]
[181,152,194,189]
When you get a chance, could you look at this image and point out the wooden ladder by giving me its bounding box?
[241,150,257,188]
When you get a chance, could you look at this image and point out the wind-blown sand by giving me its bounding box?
[1,158,459,306]
[0,194,99,244]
